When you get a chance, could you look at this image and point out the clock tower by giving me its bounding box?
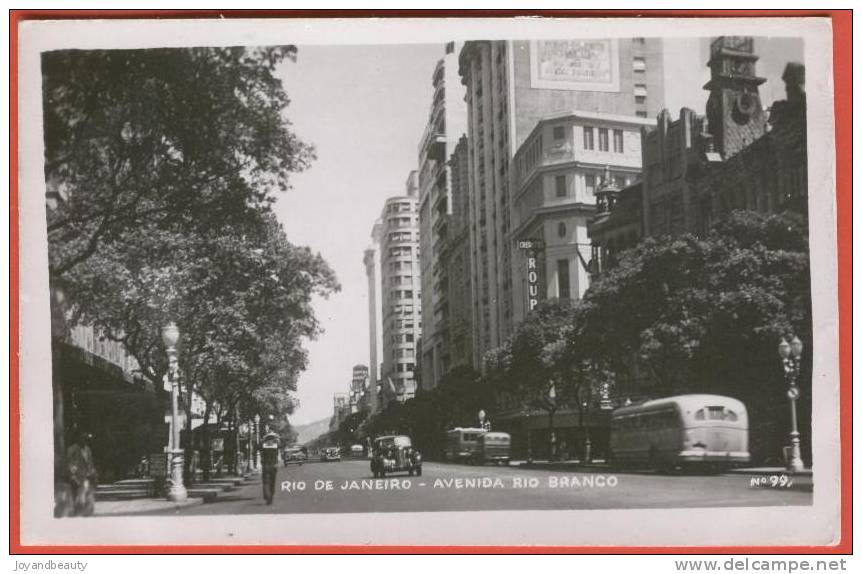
[704,36,768,159]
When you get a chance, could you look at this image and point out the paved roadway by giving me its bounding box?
[142,459,812,515]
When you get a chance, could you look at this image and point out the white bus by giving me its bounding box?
[610,394,750,472]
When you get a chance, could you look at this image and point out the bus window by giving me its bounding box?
[707,406,725,420]
[725,410,738,422]
[695,409,705,421]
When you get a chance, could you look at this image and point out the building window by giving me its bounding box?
[557,259,571,300]
[583,126,594,150]
[634,83,648,97]
[636,111,648,118]
[555,175,567,198]
[613,129,624,153]
[598,128,609,152]
[557,221,567,238]
[585,174,597,197]
[633,57,646,72]
[633,37,646,44]
[553,125,566,141]
[635,95,647,105]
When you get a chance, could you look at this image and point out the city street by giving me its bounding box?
[136,460,812,516]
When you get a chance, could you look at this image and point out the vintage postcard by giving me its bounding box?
[13,14,846,549]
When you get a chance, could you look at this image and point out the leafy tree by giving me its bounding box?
[578,211,811,462]
[44,45,342,489]
[485,299,578,459]
[43,46,314,278]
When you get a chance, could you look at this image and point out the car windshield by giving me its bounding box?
[377,436,411,448]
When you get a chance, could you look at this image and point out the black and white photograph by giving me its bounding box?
[15,15,842,548]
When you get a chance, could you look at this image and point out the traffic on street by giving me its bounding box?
[142,459,812,516]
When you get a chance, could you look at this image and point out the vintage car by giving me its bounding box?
[370,435,422,478]
[320,447,341,462]
[282,446,307,466]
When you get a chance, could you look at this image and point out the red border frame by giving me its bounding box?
[9,9,852,554]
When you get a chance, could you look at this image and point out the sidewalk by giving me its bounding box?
[510,459,813,476]
[95,497,204,516]
[510,459,609,471]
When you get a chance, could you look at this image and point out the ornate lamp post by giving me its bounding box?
[548,383,557,461]
[520,406,533,465]
[245,420,253,473]
[162,322,188,501]
[254,414,261,470]
[778,336,805,473]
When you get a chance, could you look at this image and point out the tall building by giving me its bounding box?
[331,392,350,431]
[440,135,476,371]
[417,42,468,390]
[590,36,808,258]
[458,38,665,364]
[350,364,369,413]
[509,111,655,324]
[363,222,383,413]
[586,38,808,395]
[373,173,422,408]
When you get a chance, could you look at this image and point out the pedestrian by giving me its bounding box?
[259,422,280,505]
[66,428,97,517]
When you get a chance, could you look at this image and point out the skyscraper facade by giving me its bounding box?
[417,42,468,390]
[509,111,655,325]
[363,223,383,414]
[458,38,665,365]
[375,173,422,407]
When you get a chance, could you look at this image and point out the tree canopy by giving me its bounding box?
[45,46,338,469]
[43,46,313,278]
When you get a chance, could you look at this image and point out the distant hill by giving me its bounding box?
[293,416,332,445]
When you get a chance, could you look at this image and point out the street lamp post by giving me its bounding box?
[254,414,261,470]
[548,382,557,462]
[521,408,533,465]
[162,322,188,502]
[778,336,805,473]
[245,420,253,473]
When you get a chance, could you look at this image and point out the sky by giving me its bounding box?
[273,37,804,427]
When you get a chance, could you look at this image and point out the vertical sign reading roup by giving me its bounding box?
[519,239,545,311]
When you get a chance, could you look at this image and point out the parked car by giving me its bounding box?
[321,447,341,462]
[371,435,422,478]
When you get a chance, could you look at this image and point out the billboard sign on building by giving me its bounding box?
[530,39,620,92]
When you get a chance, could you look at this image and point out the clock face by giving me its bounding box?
[732,91,758,125]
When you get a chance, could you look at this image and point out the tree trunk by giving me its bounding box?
[53,348,73,517]
[201,400,212,481]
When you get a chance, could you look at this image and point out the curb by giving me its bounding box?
[95,497,205,516]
